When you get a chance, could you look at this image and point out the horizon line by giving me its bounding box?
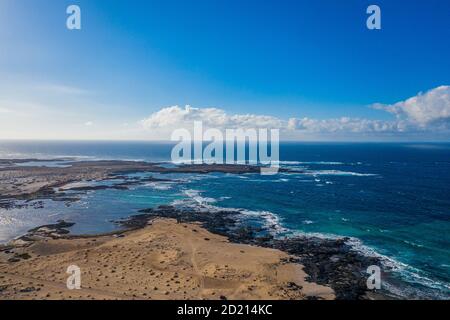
[1,139,450,144]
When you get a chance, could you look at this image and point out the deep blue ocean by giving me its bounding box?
[0,141,449,299]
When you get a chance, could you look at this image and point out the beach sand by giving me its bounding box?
[0,218,334,300]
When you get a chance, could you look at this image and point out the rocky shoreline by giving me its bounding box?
[0,159,293,209]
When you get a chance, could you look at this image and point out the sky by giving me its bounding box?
[0,0,449,141]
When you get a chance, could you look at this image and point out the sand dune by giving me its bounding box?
[0,219,334,300]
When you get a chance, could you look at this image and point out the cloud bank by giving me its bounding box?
[140,86,450,139]
[372,85,450,129]
[140,105,284,129]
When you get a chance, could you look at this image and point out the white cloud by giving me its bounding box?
[0,107,11,113]
[140,105,284,129]
[140,105,404,135]
[84,121,94,126]
[140,86,450,139]
[287,117,405,133]
[372,86,450,128]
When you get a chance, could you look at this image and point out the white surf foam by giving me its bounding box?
[305,170,378,177]
[276,161,344,165]
[173,189,287,235]
[144,181,174,191]
[182,189,218,206]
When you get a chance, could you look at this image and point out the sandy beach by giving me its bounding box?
[0,218,334,300]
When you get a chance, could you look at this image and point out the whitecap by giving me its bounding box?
[144,182,174,191]
[172,190,287,235]
[306,170,378,177]
[183,189,217,205]
[276,161,344,165]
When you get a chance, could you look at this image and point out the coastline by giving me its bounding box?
[0,159,396,300]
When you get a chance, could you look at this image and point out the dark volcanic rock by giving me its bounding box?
[64,184,129,192]
[0,199,45,210]
[269,237,380,300]
[24,220,76,239]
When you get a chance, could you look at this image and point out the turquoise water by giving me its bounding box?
[0,141,449,298]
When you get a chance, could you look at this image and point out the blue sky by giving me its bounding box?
[0,0,449,140]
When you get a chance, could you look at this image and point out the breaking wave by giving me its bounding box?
[305,170,378,177]
[172,189,287,234]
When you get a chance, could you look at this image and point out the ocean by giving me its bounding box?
[0,140,449,299]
